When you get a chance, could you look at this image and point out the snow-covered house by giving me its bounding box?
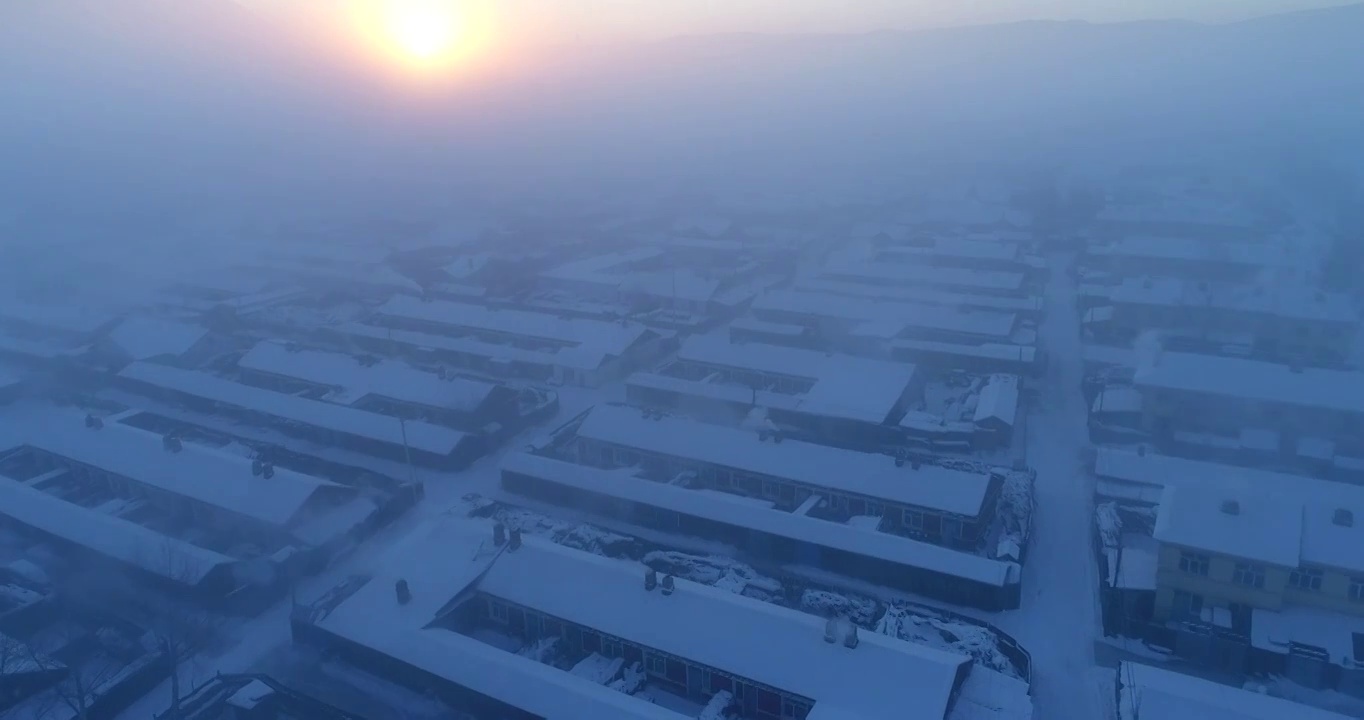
[115,361,485,469]
[88,315,223,369]
[0,410,377,587]
[1099,277,1356,363]
[236,341,525,434]
[750,290,1022,351]
[625,334,922,449]
[297,519,975,720]
[1114,662,1351,720]
[1134,351,1364,455]
[971,374,1020,447]
[359,296,671,387]
[170,674,365,720]
[1144,479,1364,691]
[537,247,764,318]
[501,405,1020,610]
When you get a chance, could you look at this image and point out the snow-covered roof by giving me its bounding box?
[1250,605,1364,667]
[670,334,917,424]
[15,410,339,527]
[0,476,231,584]
[972,375,1019,427]
[440,253,495,280]
[796,279,1043,315]
[671,214,732,237]
[821,261,1026,293]
[501,451,1015,586]
[104,316,209,361]
[1134,352,1364,417]
[1116,662,1350,720]
[1109,277,1356,324]
[478,530,971,720]
[892,339,1037,365]
[540,248,733,305]
[876,238,1022,264]
[1090,236,1287,270]
[117,362,470,456]
[313,521,688,720]
[1154,485,1302,568]
[375,296,652,358]
[1091,387,1143,415]
[238,341,498,413]
[753,290,1018,341]
[574,405,992,517]
[319,519,969,720]
[336,322,621,373]
[0,301,119,336]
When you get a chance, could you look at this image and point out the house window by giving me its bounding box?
[902,509,923,531]
[1289,567,1323,592]
[601,637,622,659]
[489,600,509,622]
[582,631,601,654]
[762,480,780,499]
[1178,551,1210,577]
[543,618,563,637]
[1232,563,1266,589]
[710,673,733,694]
[716,469,733,488]
[757,689,781,715]
[1172,590,1203,619]
[645,653,667,676]
[783,698,812,719]
[1351,577,1364,603]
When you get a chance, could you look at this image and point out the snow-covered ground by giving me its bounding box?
[988,254,1111,720]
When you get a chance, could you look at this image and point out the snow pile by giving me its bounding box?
[800,589,879,626]
[700,690,734,720]
[740,406,780,433]
[642,551,782,601]
[992,468,1035,558]
[878,604,1021,679]
[482,504,639,557]
[1096,502,1123,548]
[518,636,560,664]
[609,662,648,695]
[571,653,624,685]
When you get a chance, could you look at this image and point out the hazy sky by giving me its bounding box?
[253,0,1358,44]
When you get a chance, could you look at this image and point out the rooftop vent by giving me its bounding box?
[660,574,675,596]
[84,414,103,430]
[1220,500,1241,516]
[163,435,183,454]
[493,522,507,547]
[824,616,840,644]
[645,568,658,592]
[1334,509,1354,528]
[508,528,522,551]
[251,459,274,479]
[395,579,411,605]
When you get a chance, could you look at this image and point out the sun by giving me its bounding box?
[351,0,491,74]
[383,0,459,61]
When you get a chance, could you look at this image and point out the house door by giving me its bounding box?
[686,665,704,697]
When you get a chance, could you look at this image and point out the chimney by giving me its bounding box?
[645,569,658,591]
[661,575,675,596]
[163,435,182,453]
[493,522,507,546]
[395,579,411,605]
[1220,499,1240,516]
[824,616,839,644]
[508,528,522,551]
[1333,509,1354,527]
[84,414,103,430]
[843,624,860,649]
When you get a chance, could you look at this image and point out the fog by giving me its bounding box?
[4,2,1362,264]
[3,3,1364,719]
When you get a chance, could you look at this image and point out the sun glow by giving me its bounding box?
[351,0,493,75]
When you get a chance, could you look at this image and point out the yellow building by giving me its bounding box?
[1152,484,1364,627]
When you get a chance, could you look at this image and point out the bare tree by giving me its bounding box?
[130,540,224,719]
[21,623,125,720]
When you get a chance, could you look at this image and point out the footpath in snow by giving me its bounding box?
[991,254,1109,720]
